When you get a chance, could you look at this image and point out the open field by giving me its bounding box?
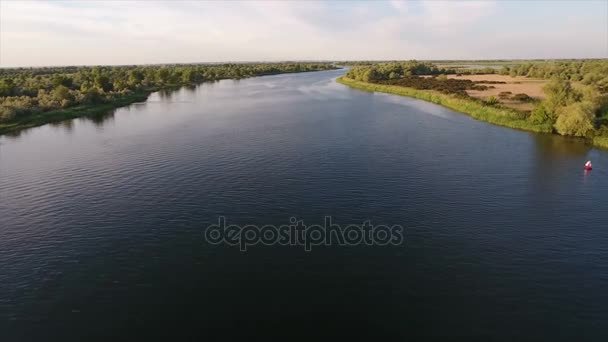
[448,74,547,111]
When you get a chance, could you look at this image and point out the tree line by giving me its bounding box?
[0,63,336,123]
[345,61,456,82]
[499,60,608,92]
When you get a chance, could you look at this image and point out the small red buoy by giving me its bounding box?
[584,160,593,170]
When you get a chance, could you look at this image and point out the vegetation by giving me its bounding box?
[0,62,336,134]
[498,60,608,91]
[337,76,552,133]
[340,60,608,149]
[511,93,533,102]
[376,76,477,96]
[345,61,456,81]
[498,91,512,99]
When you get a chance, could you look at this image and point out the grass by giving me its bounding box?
[337,76,553,133]
[0,91,151,135]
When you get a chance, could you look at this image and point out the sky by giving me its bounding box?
[0,0,607,67]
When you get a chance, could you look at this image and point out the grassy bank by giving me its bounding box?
[337,76,553,133]
[0,91,152,135]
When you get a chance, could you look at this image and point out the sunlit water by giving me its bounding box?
[1,69,607,340]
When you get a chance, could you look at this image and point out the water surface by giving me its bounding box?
[1,69,607,340]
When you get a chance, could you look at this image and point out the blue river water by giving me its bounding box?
[1,69,607,340]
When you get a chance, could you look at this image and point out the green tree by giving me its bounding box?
[128,69,144,86]
[362,68,381,82]
[554,102,595,137]
[542,78,578,119]
[94,75,112,92]
[53,85,72,102]
[0,78,16,96]
[157,67,170,85]
[83,87,103,104]
[52,76,73,88]
[529,104,552,124]
[181,69,196,84]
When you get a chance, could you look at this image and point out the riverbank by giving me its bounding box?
[337,76,553,134]
[0,66,338,136]
[0,91,151,136]
[338,76,608,150]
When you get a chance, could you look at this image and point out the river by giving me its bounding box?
[1,69,607,340]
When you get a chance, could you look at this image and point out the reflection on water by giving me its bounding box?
[157,89,174,101]
[49,119,74,132]
[87,108,116,127]
[529,132,592,195]
[533,132,591,157]
[1,108,118,140]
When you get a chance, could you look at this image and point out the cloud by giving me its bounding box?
[421,0,497,33]
[0,0,605,66]
[389,0,409,13]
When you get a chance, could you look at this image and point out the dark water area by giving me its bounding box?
[1,69,607,340]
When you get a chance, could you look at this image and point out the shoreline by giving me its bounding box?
[0,68,338,137]
[337,76,608,150]
[0,91,152,136]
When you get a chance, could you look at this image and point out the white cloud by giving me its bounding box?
[0,0,605,66]
[390,0,409,13]
[421,0,497,33]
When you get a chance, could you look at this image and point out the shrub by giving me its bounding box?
[554,102,595,137]
[0,106,16,122]
[529,104,553,124]
[53,85,73,102]
[512,93,532,102]
[471,85,489,91]
[498,91,512,99]
[379,76,474,96]
[484,96,499,106]
[474,80,506,84]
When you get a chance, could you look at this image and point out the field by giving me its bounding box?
[444,74,547,112]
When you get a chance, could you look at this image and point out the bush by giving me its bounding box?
[83,88,103,104]
[379,76,475,96]
[484,96,499,106]
[471,85,489,91]
[529,104,553,124]
[498,91,512,99]
[554,102,595,137]
[0,106,16,122]
[53,85,73,102]
[512,93,532,102]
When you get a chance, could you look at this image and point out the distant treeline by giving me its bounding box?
[499,61,608,92]
[344,60,608,142]
[345,61,457,81]
[0,63,336,125]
